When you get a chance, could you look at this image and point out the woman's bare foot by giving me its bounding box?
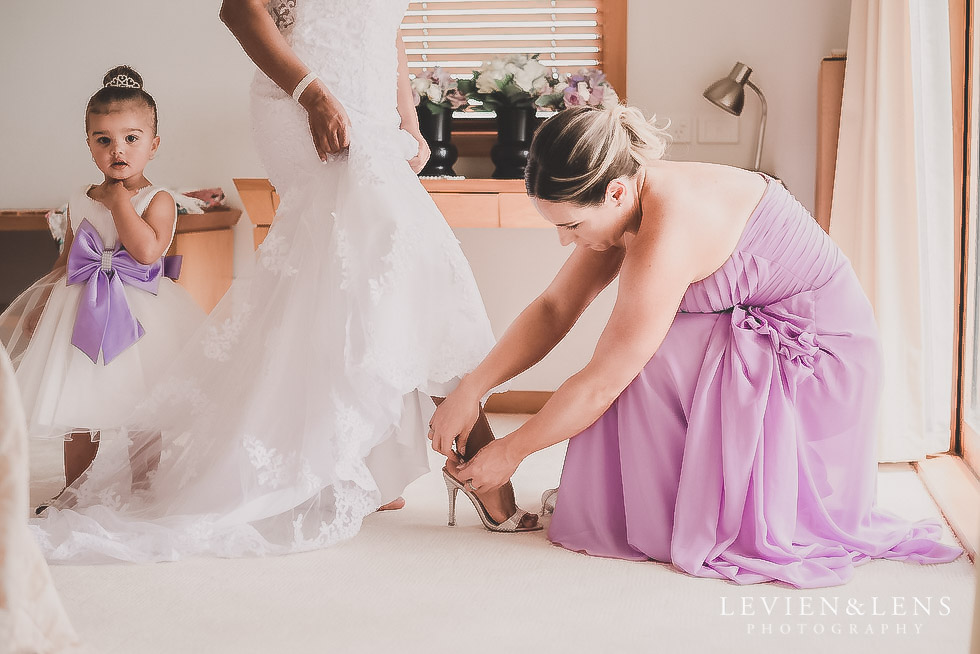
[377,497,406,511]
[445,459,538,529]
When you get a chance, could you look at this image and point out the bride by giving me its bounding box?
[30,0,538,564]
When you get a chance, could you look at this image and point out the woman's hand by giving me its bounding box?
[406,130,431,174]
[429,383,481,459]
[301,81,352,160]
[456,437,521,493]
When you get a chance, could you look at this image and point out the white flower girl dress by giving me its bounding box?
[28,0,499,563]
[1,186,202,441]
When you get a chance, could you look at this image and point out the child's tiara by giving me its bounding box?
[105,74,142,90]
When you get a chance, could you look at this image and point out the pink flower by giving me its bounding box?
[445,89,468,110]
[563,86,585,107]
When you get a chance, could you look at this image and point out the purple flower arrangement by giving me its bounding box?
[560,69,619,109]
[456,58,619,112]
[411,67,469,115]
[533,68,619,110]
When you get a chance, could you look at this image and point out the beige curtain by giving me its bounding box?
[830,0,954,461]
[0,349,87,653]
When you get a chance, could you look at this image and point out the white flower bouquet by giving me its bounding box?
[457,55,563,111]
[411,67,469,114]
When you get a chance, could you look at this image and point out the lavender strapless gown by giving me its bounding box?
[548,176,962,588]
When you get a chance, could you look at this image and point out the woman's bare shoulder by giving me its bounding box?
[633,162,767,282]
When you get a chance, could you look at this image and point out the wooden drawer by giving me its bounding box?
[499,193,550,228]
[429,193,499,228]
[235,177,554,250]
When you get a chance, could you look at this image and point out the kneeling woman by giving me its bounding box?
[430,105,962,588]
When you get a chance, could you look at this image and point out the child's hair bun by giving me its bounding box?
[102,65,144,90]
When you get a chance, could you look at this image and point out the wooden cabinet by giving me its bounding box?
[234,177,550,249]
[422,179,551,229]
[0,208,240,314]
[233,178,280,249]
[0,211,59,311]
[165,209,241,312]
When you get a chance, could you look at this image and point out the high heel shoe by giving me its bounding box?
[442,468,542,533]
[540,487,558,515]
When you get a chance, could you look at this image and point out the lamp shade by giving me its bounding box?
[703,62,753,116]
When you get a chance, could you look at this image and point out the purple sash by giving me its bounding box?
[66,219,182,364]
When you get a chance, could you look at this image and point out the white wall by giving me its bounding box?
[0,0,850,391]
[626,0,851,211]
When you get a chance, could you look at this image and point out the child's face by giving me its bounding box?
[86,102,160,183]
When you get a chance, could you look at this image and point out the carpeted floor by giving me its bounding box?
[28,415,977,654]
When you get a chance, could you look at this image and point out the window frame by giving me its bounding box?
[952,0,972,464]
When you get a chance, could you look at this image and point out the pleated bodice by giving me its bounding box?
[680,178,844,314]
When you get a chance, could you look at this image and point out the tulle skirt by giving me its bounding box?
[0,272,203,440]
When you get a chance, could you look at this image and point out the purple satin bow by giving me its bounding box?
[66,219,182,364]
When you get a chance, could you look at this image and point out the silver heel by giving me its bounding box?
[441,468,542,533]
[540,487,558,515]
[445,474,458,527]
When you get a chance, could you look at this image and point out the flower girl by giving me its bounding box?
[0,66,203,503]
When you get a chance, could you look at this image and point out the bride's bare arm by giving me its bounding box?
[429,244,624,456]
[396,34,420,137]
[219,0,351,157]
[219,0,308,98]
[396,33,430,173]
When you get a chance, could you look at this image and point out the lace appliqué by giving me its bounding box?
[257,232,299,277]
[267,0,297,32]
[290,481,377,551]
[202,303,254,362]
[135,374,210,418]
[243,436,287,489]
[333,216,352,291]
[300,458,322,494]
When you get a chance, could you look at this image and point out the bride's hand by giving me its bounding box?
[406,130,431,174]
[456,438,520,493]
[429,385,481,459]
[300,81,352,160]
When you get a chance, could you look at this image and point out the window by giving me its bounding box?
[402,1,624,87]
[401,0,627,145]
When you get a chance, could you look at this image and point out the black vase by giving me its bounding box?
[416,105,458,176]
[491,106,538,179]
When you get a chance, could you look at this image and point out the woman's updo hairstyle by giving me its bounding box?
[525,105,670,205]
[85,65,158,134]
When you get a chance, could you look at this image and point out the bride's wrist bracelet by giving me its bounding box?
[292,71,319,103]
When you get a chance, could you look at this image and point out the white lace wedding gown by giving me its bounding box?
[29,0,498,563]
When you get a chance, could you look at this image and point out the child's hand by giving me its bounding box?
[25,304,44,335]
[100,180,133,210]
